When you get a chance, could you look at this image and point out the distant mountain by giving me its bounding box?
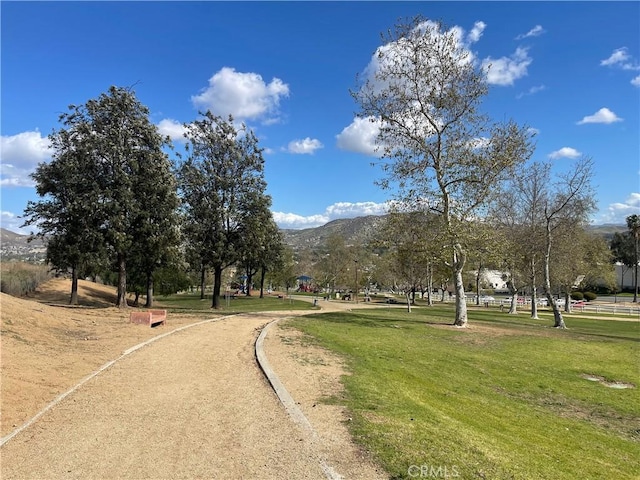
[0,219,627,262]
[587,223,628,241]
[281,215,387,251]
[0,228,46,261]
[282,217,626,250]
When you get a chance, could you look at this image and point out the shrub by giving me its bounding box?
[583,291,597,301]
[0,262,51,296]
[570,291,584,301]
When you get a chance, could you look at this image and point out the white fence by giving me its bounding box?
[460,296,640,317]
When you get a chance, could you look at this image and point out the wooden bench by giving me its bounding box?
[129,309,167,327]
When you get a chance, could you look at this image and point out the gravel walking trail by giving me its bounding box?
[1,304,385,480]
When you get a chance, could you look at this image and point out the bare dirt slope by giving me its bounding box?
[1,279,385,479]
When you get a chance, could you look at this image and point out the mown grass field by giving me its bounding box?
[156,291,315,313]
[289,306,639,479]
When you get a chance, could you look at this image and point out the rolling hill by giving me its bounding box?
[1,218,627,261]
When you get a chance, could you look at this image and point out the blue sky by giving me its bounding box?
[2,1,639,234]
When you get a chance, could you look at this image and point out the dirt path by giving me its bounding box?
[1,301,385,479]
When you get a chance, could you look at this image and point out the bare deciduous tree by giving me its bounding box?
[352,16,534,326]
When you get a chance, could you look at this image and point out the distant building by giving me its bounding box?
[470,269,510,293]
[616,262,636,289]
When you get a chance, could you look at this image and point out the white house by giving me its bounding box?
[471,269,510,293]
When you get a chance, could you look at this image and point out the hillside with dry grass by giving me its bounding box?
[1,279,198,437]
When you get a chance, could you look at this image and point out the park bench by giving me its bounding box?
[129,309,167,327]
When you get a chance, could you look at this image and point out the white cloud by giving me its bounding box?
[0,130,52,187]
[548,147,581,160]
[272,212,331,229]
[272,201,390,229]
[467,21,486,44]
[326,201,389,217]
[598,193,640,224]
[600,47,640,70]
[631,75,640,87]
[157,118,186,142]
[336,116,383,157]
[482,47,532,86]
[0,211,31,235]
[577,107,623,125]
[191,67,290,124]
[286,137,323,155]
[516,84,546,99]
[515,25,545,40]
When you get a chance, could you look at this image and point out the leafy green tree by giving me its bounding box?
[153,265,192,297]
[257,217,286,299]
[269,246,298,295]
[23,103,105,304]
[126,132,181,307]
[33,86,174,308]
[551,227,613,312]
[626,214,640,302]
[178,112,267,308]
[610,231,635,294]
[90,87,174,307]
[352,16,534,326]
[312,233,351,296]
[236,196,276,296]
[26,87,175,307]
[379,208,447,311]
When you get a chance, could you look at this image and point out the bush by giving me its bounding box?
[583,291,597,301]
[0,262,51,296]
[570,291,584,301]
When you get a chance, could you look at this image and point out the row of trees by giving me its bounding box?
[303,200,616,327]
[23,87,285,309]
[342,16,635,328]
[24,16,627,330]
[611,214,640,302]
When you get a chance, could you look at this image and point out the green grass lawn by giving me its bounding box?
[289,306,639,479]
[155,291,315,315]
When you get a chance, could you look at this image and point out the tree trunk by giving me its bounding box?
[634,233,638,302]
[259,266,266,298]
[530,259,539,319]
[564,291,571,313]
[543,228,565,328]
[200,265,206,300]
[116,253,127,309]
[405,291,412,313]
[452,245,468,327]
[508,294,518,313]
[133,291,140,307]
[475,261,482,306]
[211,265,223,309]
[509,294,518,314]
[506,273,517,314]
[70,266,79,305]
[531,284,539,319]
[426,265,433,306]
[145,274,154,308]
[245,268,253,296]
